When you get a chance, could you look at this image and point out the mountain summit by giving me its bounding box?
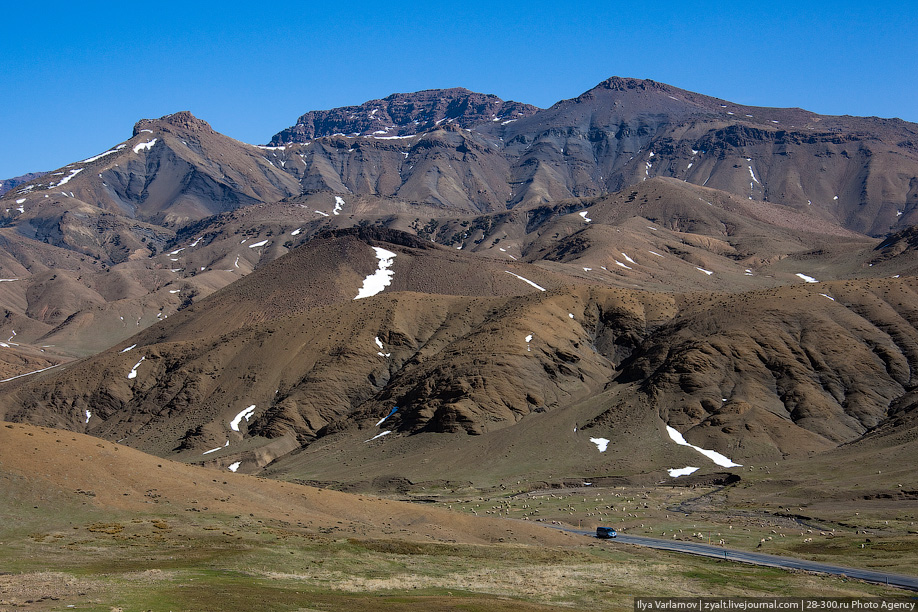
[269,87,539,143]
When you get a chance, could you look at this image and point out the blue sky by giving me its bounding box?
[2,1,915,179]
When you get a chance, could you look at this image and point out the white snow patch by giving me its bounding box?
[375,336,390,357]
[315,210,329,217]
[579,210,591,222]
[504,271,545,291]
[56,168,83,187]
[366,431,391,442]
[748,166,760,184]
[354,247,397,299]
[249,239,269,248]
[0,364,61,383]
[228,462,241,472]
[649,251,664,258]
[120,344,137,353]
[230,405,256,431]
[203,441,229,455]
[333,196,345,215]
[16,198,26,204]
[133,139,157,154]
[615,260,632,270]
[590,438,610,452]
[80,149,119,163]
[666,425,741,467]
[569,313,574,319]
[668,466,700,478]
[169,289,180,294]
[84,410,91,424]
[796,273,819,283]
[696,267,714,275]
[291,228,302,236]
[583,267,591,271]
[127,357,145,379]
[622,253,635,264]
[820,293,835,301]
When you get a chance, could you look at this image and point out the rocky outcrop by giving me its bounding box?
[270,88,539,143]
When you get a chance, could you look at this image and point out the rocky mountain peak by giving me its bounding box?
[133,111,213,136]
[269,88,539,144]
[597,76,668,92]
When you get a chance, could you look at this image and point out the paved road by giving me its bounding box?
[560,527,918,591]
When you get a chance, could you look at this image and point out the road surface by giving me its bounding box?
[560,527,918,591]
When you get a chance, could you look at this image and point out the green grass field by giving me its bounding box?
[2,499,909,612]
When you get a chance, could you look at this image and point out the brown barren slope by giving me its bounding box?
[0,422,574,547]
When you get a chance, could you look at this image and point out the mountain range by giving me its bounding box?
[1,77,917,493]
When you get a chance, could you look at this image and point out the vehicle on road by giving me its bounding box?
[596,526,617,539]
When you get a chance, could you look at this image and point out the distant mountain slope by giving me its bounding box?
[488,77,918,234]
[4,78,917,240]
[1,111,301,232]
[260,77,918,235]
[0,172,46,196]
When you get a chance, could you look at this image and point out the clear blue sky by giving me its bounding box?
[1,1,915,179]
